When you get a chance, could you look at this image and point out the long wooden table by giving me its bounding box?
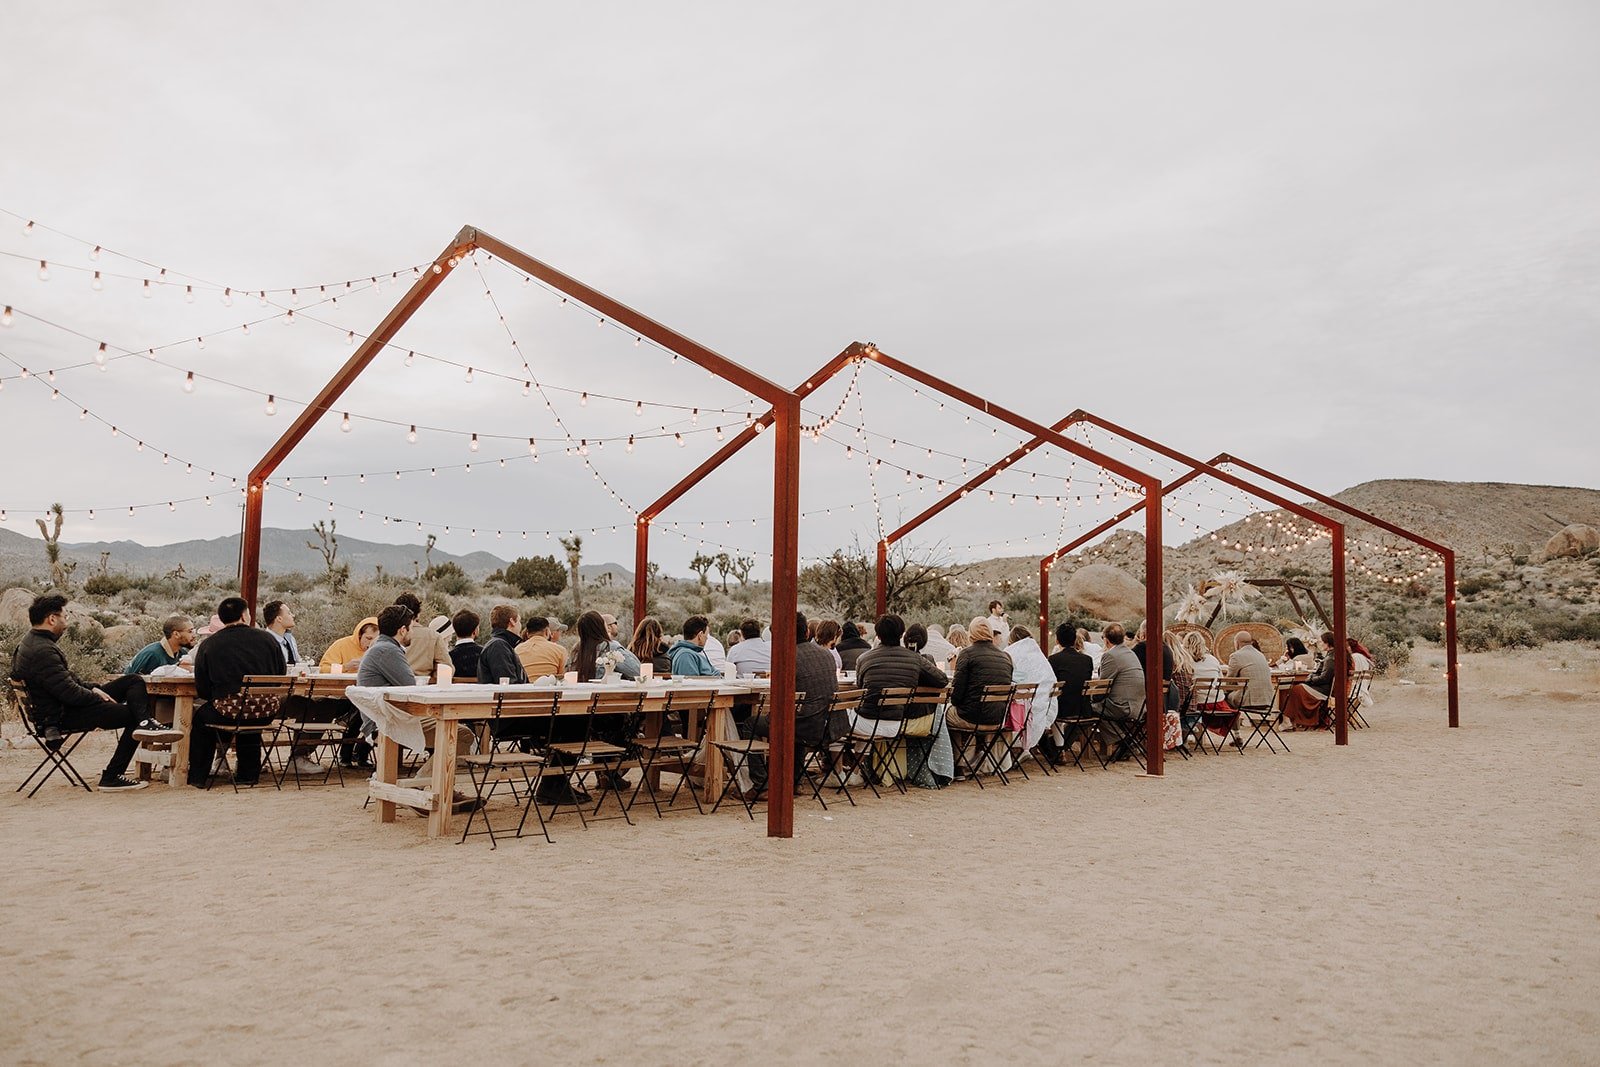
[144,672,359,788]
[373,680,761,839]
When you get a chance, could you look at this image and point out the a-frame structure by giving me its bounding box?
[237,226,807,838]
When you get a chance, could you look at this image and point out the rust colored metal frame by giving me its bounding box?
[1215,453,1459,728]
[238,227,804,838]
[1016,412,1350,744]
[637,342,1171,775]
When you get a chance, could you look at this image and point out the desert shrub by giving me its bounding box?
[83,574,131,598]
[1456,574,1497,597]
[423,561,474,597]
[503,556,567,597]
[267,572,316,595]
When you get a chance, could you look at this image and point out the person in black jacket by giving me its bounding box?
[188,596,287,786]
[854,615,948,720]
[836,621,872,672]
[947,619,1013,727]
[1132,619,1177,711]
[1043,622,1095,766]
[9,593,155,791]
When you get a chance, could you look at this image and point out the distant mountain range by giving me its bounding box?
[0,524,632,584]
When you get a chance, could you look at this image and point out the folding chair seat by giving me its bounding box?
[8,678,94,797]
[459,693,554,847]
[902,685,951,787]
[801,688,864,809]
[709,690,782,818]
[1097,690,1150,771]
[205,676,292,792]
[946,684,1015,788]
[1191,677,1247,755]
[272,676,358,788]
[1347,670,1373,729]
[1240,681,1294,753]
[548,690,646,826]
[840,687,918,798]
[628,688,711,818]
[1003,683,1046,780]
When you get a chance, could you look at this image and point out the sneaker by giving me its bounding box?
[98,775,149,791]
[135,725,184,742]
[285,757,323,776]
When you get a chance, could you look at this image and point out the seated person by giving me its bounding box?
[666,615,721,677]
[946,619,1012,728]
[478,605,529,685]
[744,612,838,793]
[1225,632,1274,710]
[853,613,948,729]
[725,618,771,677]
[188,596,287,787]
[1043,623,1096,765]
[127,614,196,674]
[393,594,452,683]
[627,616,672,675]
[10,593,158,791]
[514,615,568,681]
[1281,631,1346,729]
[1096,623,1146,722]
[566,611,642,681]
[320,618,377,672]
[447,609,483,679]
[836,621,872,671]
[1273,636,1312,670]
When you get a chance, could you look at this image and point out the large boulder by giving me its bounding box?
[1063,563,1148,625]
[1544,524,1599,559]
[102,624,146,651]
[0,587,33,629]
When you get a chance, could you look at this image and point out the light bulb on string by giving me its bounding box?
[264,395,276,416]
[522,381,530,396]
[407,425,417,443]
[464,367,473,383]
[91,271,103,291]
[469,433,479,452]
[580,392,588,406]
[1,306,10,326]
[222,288,233,306]
[142,279,151,297]
[183,372,195,393]
[91,246,101,260]
[340,412,351,432]
[37,261,49,281]
[405,351,415,367]
[94,342,107,366]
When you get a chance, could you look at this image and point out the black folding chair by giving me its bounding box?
[8,678,94,797]
[1098,688,1152,771]
[709,690,782,818]
[548,690,645,826]
[459,693,554,847]
[1240,681,1294,753]
[272,676,351,789]
[205,676,292,792]
[902,686,950,787]
[1347,670,1373,729]
[801,688,864,809]
[843,688,917,798]
[1056,678,1110,771]
[947,684,1016,788]
[1190,676,1246,755]
[628,688,710,818]
[1003,683,1045,780]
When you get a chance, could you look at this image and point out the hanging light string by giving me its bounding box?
[3,206,431,300]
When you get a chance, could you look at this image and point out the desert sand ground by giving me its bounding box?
[2,646,1596,1065]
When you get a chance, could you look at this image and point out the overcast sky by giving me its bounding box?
[1,1,1596,578]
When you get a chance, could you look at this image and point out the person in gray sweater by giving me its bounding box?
[356,606,418,688]
[1097,623,1146,721]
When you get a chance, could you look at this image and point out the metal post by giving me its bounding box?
[1144,487,1164,776]
[633,518,650,632]
[1038,560,1050,649]
[1444,552,1459,727]
[1332,526,1349,745]
[875,539,889,617]
[767,394,801,838]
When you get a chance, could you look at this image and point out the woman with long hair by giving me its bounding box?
[1280,631,1348,729]
[568,610,641,682]
[628,616,670,674]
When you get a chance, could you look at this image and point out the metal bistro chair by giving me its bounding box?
[8,678,93,797]
[843,687,918,798]
[709,690,785,819]
[947,683,1016,788]
[273,675,350,789]
[801,688,865,809]
[1056,677,1109,771]
[1097,686,1153,771]
[1003,683,1045,780]
[1241,679,1295,753]
[628,688,712,819]
[205,675,293,792]
[1347,669,1373,729]
[459,692,555,847]
[902,685,951,787]
[549,689,646,826]
[1190,676,1247,755]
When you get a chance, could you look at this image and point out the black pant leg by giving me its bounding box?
[187,705,220,786]
[60,699,142,780]
[99,674,148,721]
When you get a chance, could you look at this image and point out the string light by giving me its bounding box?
[264,395,276,416]
[182,372,194,393]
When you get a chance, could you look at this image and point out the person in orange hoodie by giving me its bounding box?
[320,617,378,672]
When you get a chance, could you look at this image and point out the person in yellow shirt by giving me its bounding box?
[515,615,568,680]
[320,617,378,672]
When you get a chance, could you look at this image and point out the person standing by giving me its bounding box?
[10,594,156,791]
[188,596,287,787]
[986,601,1010,650]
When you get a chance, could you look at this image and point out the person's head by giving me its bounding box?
[725,629,743,648]
[1104,623,1126,646]
[683,615,709,646]
[1166,629,1194,672]
[1234,632,1255,651]
[521,615,548,639]
[489,604,518,633]
[163,614,196,650]
[601,613,618,640]
[357,622,378,650]
[1135,619,1148,642]
[452,609,480,640]
[740,618,762,641]
[1009,625,1031,644]
[1077,627,1091,646]
[576,611,608,647]
[1284,636,1309,659]
[948,624,970,649]
[807,618,819,641]
[394,592,423,617]
[1183,631,1210,661]
[874,614,906,648]
[262,600,293,632]
[905,623,928,653]
[547,618,566,641]
[816,619,841,648]
[218,596,250,626]
[630,616,664,659]
[1056,622,1080,651]
[968,618,994,643]
[988,600,1004,616]
[794,611,810,645]
[1319,630,1336,652]
[842,620,861,642]
[28,593,69,634]
[377,604,414,645]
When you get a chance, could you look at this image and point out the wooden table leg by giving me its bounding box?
[701,704,730,803]
[169,695,194,789]
[377,735,399,824]
[427,720,459,839]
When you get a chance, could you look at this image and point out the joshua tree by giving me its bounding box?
[559,535,584,612]
[307,519,349,592]
[424,533,437,570]
[36,502,76,590]
[731,554,755,587]
[713,552,733,593]
[689,553,716,591]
